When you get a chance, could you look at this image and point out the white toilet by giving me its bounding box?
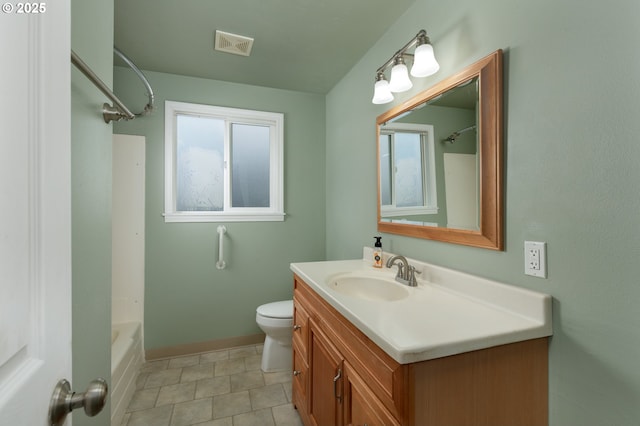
[256,300,294,372]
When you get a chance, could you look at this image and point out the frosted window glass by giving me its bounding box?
[176,115,224,211]
[164,101,284,222]
[394,133,424,207]
[231,123,270,207]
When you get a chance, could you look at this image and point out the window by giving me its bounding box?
[164,101,284,222]
[379,123,437,217]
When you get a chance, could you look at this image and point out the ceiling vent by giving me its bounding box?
[214,30,254,57]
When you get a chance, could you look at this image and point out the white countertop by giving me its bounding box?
[290,249,553,364]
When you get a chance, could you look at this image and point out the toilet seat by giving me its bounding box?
[256,300,293,319]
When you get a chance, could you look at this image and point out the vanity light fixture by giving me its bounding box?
[389,56,413,93]
[372,72,394,104]
[371,29,439,104]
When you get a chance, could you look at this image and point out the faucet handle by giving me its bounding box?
[407,265,421,286]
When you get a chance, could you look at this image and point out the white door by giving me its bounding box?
[0,2,73,425]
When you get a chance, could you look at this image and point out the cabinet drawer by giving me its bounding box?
[293,296,310,358]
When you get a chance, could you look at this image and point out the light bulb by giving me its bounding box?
[411,43,440,77]
[372,78,394,104]
[389,59,412,93]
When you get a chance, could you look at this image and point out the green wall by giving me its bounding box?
[113,70,326,350]
[71,0,113,424]
[326,0,640,424]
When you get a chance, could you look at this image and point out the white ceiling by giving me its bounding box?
[114,0,418,94]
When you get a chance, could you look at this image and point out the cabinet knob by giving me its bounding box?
[293,324,301,331]
[293,370,301,376]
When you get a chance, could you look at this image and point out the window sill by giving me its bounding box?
[380,206,438,217]
[163,212,286,223]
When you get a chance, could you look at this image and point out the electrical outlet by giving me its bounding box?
[528,247,540,270]
[524,241,547,278]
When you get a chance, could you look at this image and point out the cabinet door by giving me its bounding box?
[344,362,400,426]
[309,319,344,426]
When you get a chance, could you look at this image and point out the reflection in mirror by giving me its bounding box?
[377,50,503,250]
[380,77,479,230]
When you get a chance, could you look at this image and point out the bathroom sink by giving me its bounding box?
[326,273,410,302]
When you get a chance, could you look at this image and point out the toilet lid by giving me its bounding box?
[257,300,293,318]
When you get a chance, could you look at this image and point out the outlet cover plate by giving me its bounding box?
[524,241,547,278]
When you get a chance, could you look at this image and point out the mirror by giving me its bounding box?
[377,50,503,250]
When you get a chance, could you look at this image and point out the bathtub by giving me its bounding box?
[111,322,143,426]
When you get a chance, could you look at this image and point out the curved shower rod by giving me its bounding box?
[70,47,154,124]
[443,125,476,144]
[113,46,154,117]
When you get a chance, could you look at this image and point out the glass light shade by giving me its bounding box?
[410,43,440,77]
[372,79,394,104]
[389,63,413,93]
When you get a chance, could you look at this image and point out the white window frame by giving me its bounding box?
[379,123,438,217]
[164,101,284,223]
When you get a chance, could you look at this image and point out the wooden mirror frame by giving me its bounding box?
[377,50,503,250]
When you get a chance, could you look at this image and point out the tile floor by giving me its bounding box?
[121,344,304,426]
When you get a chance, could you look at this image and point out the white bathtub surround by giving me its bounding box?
[112,134,145,326]
[112,135,146,425]
[111,322,144,426]
[290,247,552,364]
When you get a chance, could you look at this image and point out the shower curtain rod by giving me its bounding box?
[114,46,155,117]
[71,50,135,123]
[443,125,476,143]
[71,47,155,124]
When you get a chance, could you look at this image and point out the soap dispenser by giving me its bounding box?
[373,236,383,268]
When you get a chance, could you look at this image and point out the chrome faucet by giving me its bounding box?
[386,255,421,287]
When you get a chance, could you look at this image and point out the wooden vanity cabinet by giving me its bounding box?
[292,274,549,426]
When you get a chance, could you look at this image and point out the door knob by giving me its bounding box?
[48,378,108,425]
